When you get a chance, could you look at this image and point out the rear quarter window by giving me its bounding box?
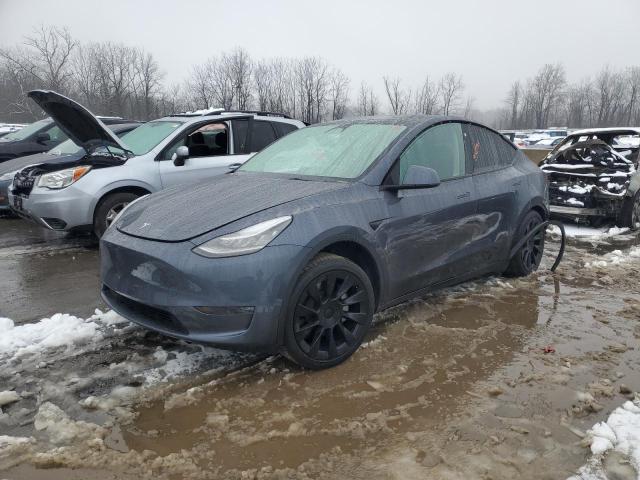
[466,124,516,173]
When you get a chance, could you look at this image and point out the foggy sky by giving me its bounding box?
[1,0,639,110]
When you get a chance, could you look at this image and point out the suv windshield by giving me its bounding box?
[47,138,83,155]
[240,123,406,179]
[119,120,183,156]
[0,119,50,143]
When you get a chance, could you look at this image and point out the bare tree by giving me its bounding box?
[527,63,566,128]
[383,76,411,114]
[329,69,349,120]
[413,76,439,115]
[357,82,379,116]
[505,81,522,129]
[439,73,464,115]
[224,47,252,110]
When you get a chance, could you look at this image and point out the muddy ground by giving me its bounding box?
[1,217,639,479]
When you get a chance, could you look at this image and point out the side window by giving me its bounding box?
[398,123,466,183]
[251,120,277,152]
[231,119,249,154]
[162,122,228,160]
[466,124,515,173]
[273,121,298,138]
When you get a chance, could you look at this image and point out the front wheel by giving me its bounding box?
[283,253,375,369]
[504,210,545,277]
[93,192,139,238]
[619,191,640,231]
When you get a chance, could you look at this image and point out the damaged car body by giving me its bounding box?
[540,128,640,229]
[101,115,548,369]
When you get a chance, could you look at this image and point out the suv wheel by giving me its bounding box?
[283,253,375,369]
[504,210,545,277]
[619,191,640,231]
[94,192,139,238]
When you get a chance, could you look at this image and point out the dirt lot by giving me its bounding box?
[1,218,639,479]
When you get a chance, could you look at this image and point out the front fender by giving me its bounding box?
[89,179,158,219]
[274,225,388,347]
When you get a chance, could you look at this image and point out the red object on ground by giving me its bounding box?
[543,346,556,354]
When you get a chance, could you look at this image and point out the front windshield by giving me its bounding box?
[47,138,83,155]
[0,119,50,142]
[240,123,407,179]
[119,120,183,155]
[48,127,136,156]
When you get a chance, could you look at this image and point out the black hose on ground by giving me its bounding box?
[508,220,566,273]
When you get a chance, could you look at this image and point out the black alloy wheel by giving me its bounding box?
[284,253,374,369]
[504,210,545,277]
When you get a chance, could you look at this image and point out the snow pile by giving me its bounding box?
[548,224,630,238]
[568,399,640,479]
[0,309,126,361]
[585,246,640,268]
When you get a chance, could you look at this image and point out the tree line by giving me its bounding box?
[2,26,639,130]
[500,63,640,130]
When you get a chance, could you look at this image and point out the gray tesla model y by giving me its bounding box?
[100,115,548,369]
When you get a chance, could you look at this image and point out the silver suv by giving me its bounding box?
[8,90,305,237]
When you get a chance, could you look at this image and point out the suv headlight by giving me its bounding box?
[37,166,91,189]
[193,216,292,258]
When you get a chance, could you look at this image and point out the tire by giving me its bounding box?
[93,192,139,238]
[619,191,640,231]
[504,210,545,277]
[283,253,375,370]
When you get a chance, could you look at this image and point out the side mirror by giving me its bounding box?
[380,165,441,192]
[173,145,189,166]
[36,132,51,144]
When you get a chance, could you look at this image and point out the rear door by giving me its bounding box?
[158,120,233,188]
[377,122,478,299]
[464,123,521,270]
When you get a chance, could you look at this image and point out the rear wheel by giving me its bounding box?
[283,253,374,369]
[504,210,545,277]
[93,192,139,238]
[619,191,640,231]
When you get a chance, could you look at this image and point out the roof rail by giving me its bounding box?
[172,108,293,120]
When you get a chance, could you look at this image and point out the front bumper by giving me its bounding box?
[100,227,309,352]
[7,183,93,230]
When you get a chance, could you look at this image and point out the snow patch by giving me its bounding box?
[0,391,20,407]
[568,399,640,479]
[585,247,640,268]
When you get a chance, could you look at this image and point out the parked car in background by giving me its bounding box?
[0,122,141,215]
[529,137,564,148]
[0,116,130,163]
[0,123,27,138]
[8,90,304,236]
[101,115,547,369]
[540,127,640,228]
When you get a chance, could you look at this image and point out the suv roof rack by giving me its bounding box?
[172,108,293,120]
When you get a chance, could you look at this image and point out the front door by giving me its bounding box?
[158,121,234,188]
[377,122,478,300]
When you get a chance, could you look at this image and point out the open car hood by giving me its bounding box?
[28,90,129,154]
[116,173,348,242]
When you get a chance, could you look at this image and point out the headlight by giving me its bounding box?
[37,166,91,189]
[0,171,16,181]
[192,216,292,258]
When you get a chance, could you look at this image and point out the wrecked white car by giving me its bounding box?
[540,128,640,229]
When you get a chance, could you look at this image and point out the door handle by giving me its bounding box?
[456,192,471,199]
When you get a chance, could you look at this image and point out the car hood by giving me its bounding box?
[28,90,128,154]
[117,173,349,242]
[0,151,74,176]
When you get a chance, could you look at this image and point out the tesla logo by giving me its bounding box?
[140,222,151,229]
